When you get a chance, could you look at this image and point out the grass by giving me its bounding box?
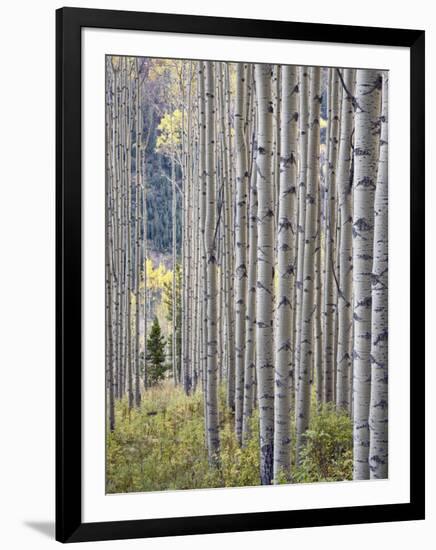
[106,382,352,493]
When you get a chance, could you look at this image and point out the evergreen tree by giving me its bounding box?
[146,317,168,385]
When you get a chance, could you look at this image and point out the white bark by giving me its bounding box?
[254,63,275,484]
[134,60,142,407]
[242,163,258,444]
[273,65,298,481]
[323,69,341,403]
[204,61,220,464]
[105,59,116,430]
[336,69,356,411]
[294,67,309,405]
[234,63,249,444]
[352,69,381,480]
[198,62,208,425]
[369,73,388,479]
[296,66,321,463]
[126,61,134,410]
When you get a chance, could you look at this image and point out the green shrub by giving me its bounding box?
[294,403,353,483]
[106,384,353,493]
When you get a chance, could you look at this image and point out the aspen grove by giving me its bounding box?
[105,57,388,491]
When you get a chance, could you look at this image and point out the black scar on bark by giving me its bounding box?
[277,296,291,309]
[283,185,296,197]
[356,176,376,189]
[353,217,373,232]
[260,443,274,485]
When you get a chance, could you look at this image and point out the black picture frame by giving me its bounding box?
[56,6,425,543]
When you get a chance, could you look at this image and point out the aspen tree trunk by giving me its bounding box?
[224,64,236,411]
[204,61,220,464]
[254,63,275,485]
[126,60,134,410]
[332,203,341,405]
[198,62,209,429]
[180,63,189,394]
[184,63,193,394]
[194,170,202,392]
[319,68,331,403]
[248,84,259,415]
[224,139,236,411]
[217,62,235,408]
[171,148,177,384]
[272,65,281,233]
[119,59,127,399]
[106,274,115,431]
[294,67,309,405]
[116,59,124,399]
[142,154,148,390]
[352,68,381,480]
[216,62,227,385]
[216,95,225,387]
[241,68,256,417]
[336,68,355,411]
[234,63,249,444]
[296,66,321,464]
[314,184,323,405]
[369,73,388,479]
[193,119,201,392]
[190,67,200,391]
[322,69,341,404]
[105,60,115,430]
[134,60,141,407]
[111,60,122,401]
[181,63,186,392]
[273,65,298,481]
[242,149,258,444]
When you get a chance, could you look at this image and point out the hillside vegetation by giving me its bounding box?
[107,382,352,493]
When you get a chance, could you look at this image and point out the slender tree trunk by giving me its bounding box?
[225,64,236,410]
[242,147,258,444]
[254,63,275,485]
[352,68,382,480]
[180,63,190,395]
[234,63,249,444]
[134,60,142,408]
[106,59,115,431]
[216,62,235,409]
[369,73,388,479]
[119,60,127,399]
[125,60,134,410]
[184,63,194,394]
[142,152,148,390]
[314,182,323,406]
[322,69,341,404]
[294,67,309,407]
[171,149,177,384]
[296,66,321,464]
[111,62,121,401]
[198,62,209,435]
[272,65,281,231]
[273,65,298,481]
[204,61,220,464]
[336,68,356,411]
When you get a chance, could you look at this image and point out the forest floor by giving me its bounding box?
[106,381,353,493]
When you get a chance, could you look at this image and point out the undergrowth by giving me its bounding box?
[106,382,352,493]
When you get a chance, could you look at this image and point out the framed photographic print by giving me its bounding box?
[56,7,425,543]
